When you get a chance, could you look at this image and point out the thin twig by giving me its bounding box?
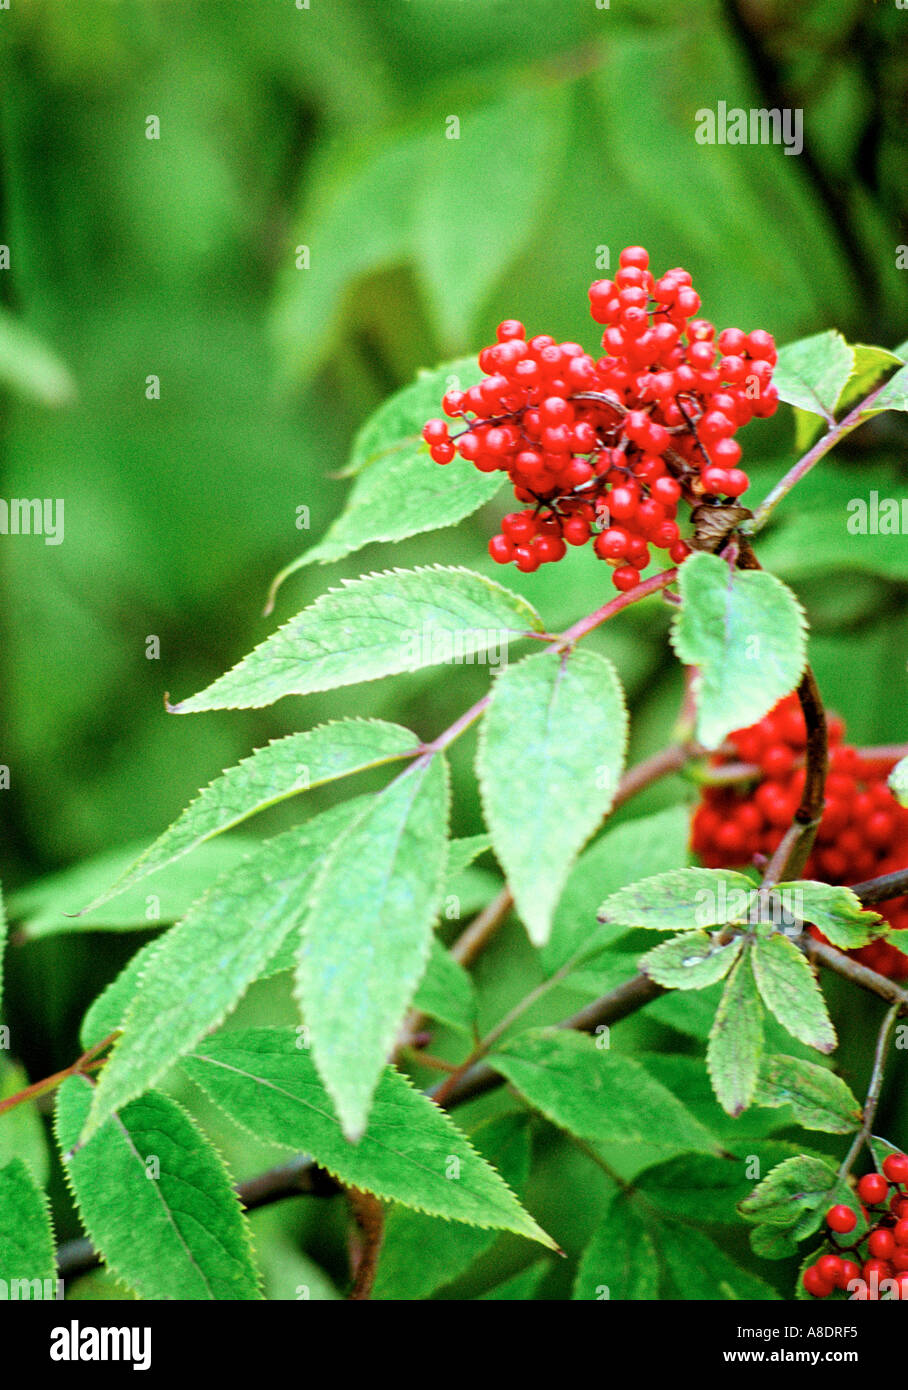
[836,1001,902,1184]
[345,1188,385,1301]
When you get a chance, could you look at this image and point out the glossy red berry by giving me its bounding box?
[884,1154,908,1184]
[826,1204,857,1234]
[858,1172,890,1205]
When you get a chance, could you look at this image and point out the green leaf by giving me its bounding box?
[412,935,477,1036]
[446,833,493,879]
[9,837,260,939]
[488,1028,721,1156]
[640,930,743,990]
[296,757,449,1139]
[0,1062,51,1185]
[372,1113,533,1300]
[754,1055,862,1134]
[478,648,628,946]
[0,306,77,408]
[752,933,836,1054]
[773,881,883,948]
[573,1194,659,1300]
[859,363,908,419]
[169,566,543,714]
[707,947,764,1116]
[273,447,503,577]
[658,1221,780,1300]
[597,867,756,933]
[0,1159,56,1289]
[478,1259,551,1300]
[836,344,904,416]
[670,551,807,750]
[773,330,854,420]
[57,1078,261,1300]
[890,756,908,807]
[180,1027,554,1247]
[635,1146,800,1225]
[738,1153,838,1230]
[82,805,361,1141]
[340,356,482,479]
[76,720,416,914]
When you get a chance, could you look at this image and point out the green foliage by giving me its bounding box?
[753,1055,862,1135]
[180,1028,554,1246]
[78,720,417,913]
[751,933,837,1054]
[639,931,743,990]
[707,948,764,1117]
[773,330,855,421]
[169,567,543,713]
[0,1159,56,1287]
[670,553,807,750]
[57,1078,261,1300]
[295,756,449,1139]
[573,1195,659,1301]
[598,867,756,932]
[488,1028,721,1157]
[478,648,627,946]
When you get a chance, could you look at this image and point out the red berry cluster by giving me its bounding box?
[422,246,779,590]
[804,1154,908,1299]
[692,692,908,979]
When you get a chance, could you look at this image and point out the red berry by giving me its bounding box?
[868,1227,896,1260]
[858,1173,890,1205]
[826,1204,857,1234]
[802,1265,834,1298]
[612,565,642,592]
[884,1155,908,1184]
[488,535,514,564]
[513,545,540,573]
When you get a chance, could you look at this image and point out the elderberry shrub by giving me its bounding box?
[422,244,778,589]
[693,692,908,980]
[805,1154,908,1299]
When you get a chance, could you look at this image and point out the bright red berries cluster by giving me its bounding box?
[804,1155,908,1298]
[692,692,908,979]
[422,246,778,590]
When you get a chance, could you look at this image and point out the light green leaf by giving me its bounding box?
[9,836,260,939]
[446,833,492,879]
[773,330,854,420]
[859,363,908,418]
[773,880,883,948]
[0,1062,51,1185]
[597,867,756,933]
[754,1055,862,1134]
[752,933,836,1054]
[573,1194,659,1300]
[296,757,449,1139]
[180,1027,554,1247]
[738,1153,839,1230]
[0,306,77,407]
[670,551,807,750]
[478,648,628,946]
[412,935,477,1036]
[82,805,361,1141]
[169,566,543,714]
[76,720,416,914]
[890,756,908,807]
[0,1159,55,1289]
[836,344,904,416]
[340,356,483,479]
[57,1078,261,1301]
[707,947,764,1116]
[275,449,503,575]
[640,930,743,990]
[488,1028,721,1156]
[372,1113,533,1300]
[634,1146,801,1225]
[659,1221,779,1300]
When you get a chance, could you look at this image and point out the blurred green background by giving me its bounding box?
[1,0,907,1298]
